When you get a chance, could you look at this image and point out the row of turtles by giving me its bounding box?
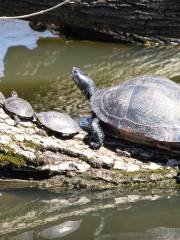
[1,67,180,153]
[0,90,80,137]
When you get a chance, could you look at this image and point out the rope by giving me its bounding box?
[0,0,72,20]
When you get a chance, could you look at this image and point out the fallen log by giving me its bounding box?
[0,0,180,44]
[0,107,179,191]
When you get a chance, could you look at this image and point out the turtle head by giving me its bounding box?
[11,90,18,98]
[71,67,96,100]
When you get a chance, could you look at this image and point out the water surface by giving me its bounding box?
[0,20,180,116]
[1,189,180,240]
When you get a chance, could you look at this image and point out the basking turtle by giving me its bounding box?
[35,111,80,137]
[71,67,180,152]
[4,91,34,125]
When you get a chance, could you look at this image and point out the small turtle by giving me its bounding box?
[4,91,34,125]
[71,67,180,152]
[35,111,80,137]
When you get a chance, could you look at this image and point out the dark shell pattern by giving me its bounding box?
[90,75,180,142]
[4,97,34,118]
[36,111,80,135]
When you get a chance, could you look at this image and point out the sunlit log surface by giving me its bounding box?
[0,107,179,191]
[0,0,180,44]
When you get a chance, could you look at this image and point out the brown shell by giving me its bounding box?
[5,96,33,118]
[36,111,80,135]
[90,75,180,142]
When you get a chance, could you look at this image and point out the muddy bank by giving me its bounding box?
[0,107,179,191]
[0,0,180,44]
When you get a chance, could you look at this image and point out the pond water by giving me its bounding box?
[0,20,180,117]
[1,20,180,239]
[0,189,180,240]
[1,189,180,240]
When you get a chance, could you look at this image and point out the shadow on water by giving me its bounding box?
[1,189,180,239]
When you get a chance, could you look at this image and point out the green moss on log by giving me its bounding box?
[0,149,26,167]
[23,140,42,151]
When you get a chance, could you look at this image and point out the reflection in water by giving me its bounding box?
[0,20,55,78]
[95,227,180,240]
[39,220,81,239]
[1,189,180,239]
[10,231,33,240]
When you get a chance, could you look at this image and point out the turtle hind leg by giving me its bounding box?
[89,117,104,150]
[14,115,20,126]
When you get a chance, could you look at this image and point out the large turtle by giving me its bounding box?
[4,91,34,126]
[71,67,180,152]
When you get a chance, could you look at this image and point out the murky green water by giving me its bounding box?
[1,20,180,239]
[1,189,180,240]
[0,23,180,116]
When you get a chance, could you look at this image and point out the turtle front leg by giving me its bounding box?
[89,117,105,150]
[13,115,20,126]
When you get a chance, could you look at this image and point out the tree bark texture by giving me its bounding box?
[0,0,180,44]
[0,107,179,191]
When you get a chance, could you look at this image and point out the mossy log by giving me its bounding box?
[0,0,180,44]
[0,108,179,191]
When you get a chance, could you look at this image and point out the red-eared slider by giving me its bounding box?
[35,111,80,137]
[71,67,180,152]
[4,91,34,125]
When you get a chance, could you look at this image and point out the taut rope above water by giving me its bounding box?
[0,0,73,20]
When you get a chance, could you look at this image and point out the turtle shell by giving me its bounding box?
[90,75,180,143]
[4,96,33,119]
[36,111,80,135]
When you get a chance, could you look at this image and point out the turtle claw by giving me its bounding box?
[83,134,102,150]
[89,141,101,150]
[83,134,91,145]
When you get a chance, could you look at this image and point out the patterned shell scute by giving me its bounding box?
[90,75,180,142]
[36,111,80,134]
[5,97,33,118]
